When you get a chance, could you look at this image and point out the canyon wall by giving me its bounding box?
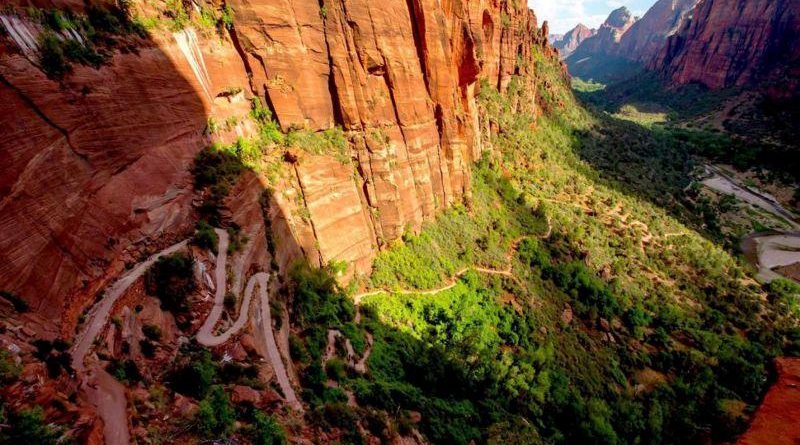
[653,0,800,97]
[0,0,554,325]
[564,0,699,81]
[616,0,699,63]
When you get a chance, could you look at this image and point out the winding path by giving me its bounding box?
[192,229,300,410]
[352,230,547,303]
[70,239,188,445]
[71,240,189,373]
[195,229,254,346]
[70,226,304,445]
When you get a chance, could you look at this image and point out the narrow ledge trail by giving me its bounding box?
[352,218,552,304]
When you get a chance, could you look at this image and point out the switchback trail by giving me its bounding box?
[70,227,303,445]
[70,239,188,445]
[71,240,189,373]
[193,228,301,410]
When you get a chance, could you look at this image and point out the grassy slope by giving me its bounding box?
[316,47,800,445]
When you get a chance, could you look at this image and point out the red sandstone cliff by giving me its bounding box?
[569,7,636,59]
[615,0,699,63]
[552,23,594,59]
[653,0,800,96]
[0,0,555,326]
[564,1,700,81]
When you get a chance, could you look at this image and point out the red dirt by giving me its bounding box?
[736,358,800,445]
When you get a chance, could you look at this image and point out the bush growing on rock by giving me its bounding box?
[0,406,61,444]
[195,385,235,437]
[192,220,219,253]
[249,412,286,445]
[145,252,196,313]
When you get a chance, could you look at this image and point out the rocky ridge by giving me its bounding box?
[551,23,595,59]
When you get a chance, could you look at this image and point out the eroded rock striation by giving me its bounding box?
[616,0,700,63]
[0,0,556,326]
[653,0,800,98]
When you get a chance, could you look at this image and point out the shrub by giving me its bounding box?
[1,406,60,445]
[224,292,236,310]
[220,5,235,30]
[0,350,21,384]
[145,252,195,313]
[325,358,346,381]
[39,32,71,78]
[170,349,217,398]
[192,220,219,253]
[140,339,156,358]
[107,359,141,383]
[250,412,286,445]
[142,324,162,341]
[0,290,29,312]
[196,385,235,437]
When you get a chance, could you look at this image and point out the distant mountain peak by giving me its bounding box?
[606,6,634,28]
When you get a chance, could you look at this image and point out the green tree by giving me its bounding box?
[250,412,286,445]
[196,385,235,437]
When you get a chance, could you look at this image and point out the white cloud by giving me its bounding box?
[529,0,597,34]
[529,0,645,34]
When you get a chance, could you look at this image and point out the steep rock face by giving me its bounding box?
[615,0,699,63]
[564,7,638,81]
[0,33,224,321]
[653,0,800,97]
[571,7,636,57]
[552,24,595,59]
[0,0,555,324]
[735,358,800,445]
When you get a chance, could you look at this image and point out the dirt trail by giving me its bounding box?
[193,229,301,410]
[84,368,130,445]
[196,229,256,346]
[71,240,189,373]
[71,225,303,445]
[69,240,188,445]
[353,231,545,304]
[252,271,302,410]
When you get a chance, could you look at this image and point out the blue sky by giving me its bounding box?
[529,0,657,34]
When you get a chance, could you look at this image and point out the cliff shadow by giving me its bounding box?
[0,1,226,326]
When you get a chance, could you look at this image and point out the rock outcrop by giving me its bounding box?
[0,0,556,326]
[616,0,699,63]
[735,358,800,445]
[552,24,595,59]
[653,0,800,98]
[570,7,636,57]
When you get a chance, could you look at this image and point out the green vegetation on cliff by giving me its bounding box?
[288,46,800,445]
